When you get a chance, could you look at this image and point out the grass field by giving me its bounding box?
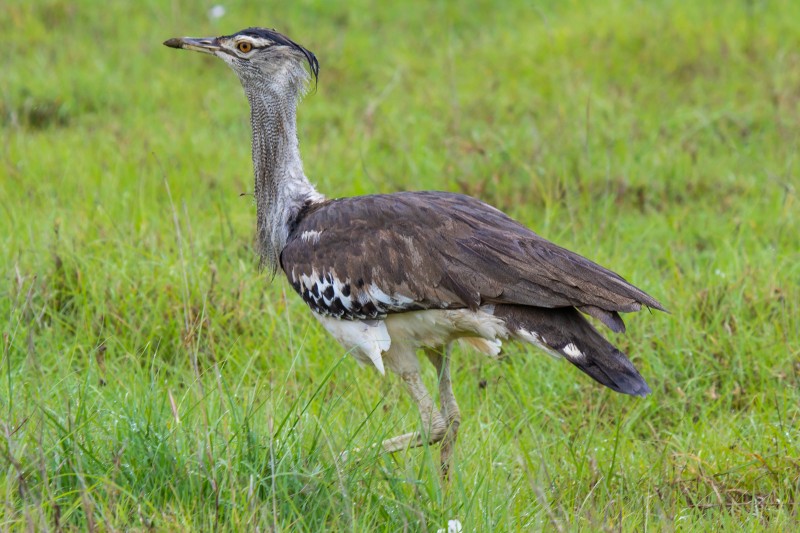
[2,0,799,530]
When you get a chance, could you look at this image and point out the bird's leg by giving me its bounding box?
[425,344,461,476]
[381,371,447,455]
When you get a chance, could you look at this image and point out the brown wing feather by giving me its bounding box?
[280,191,665,322]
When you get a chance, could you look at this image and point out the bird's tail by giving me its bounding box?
[493,304,651,396]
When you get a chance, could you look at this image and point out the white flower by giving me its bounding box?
[437,519,463,533]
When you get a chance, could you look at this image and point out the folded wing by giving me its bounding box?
[280,191,665,329]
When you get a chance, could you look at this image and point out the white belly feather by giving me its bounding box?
[314,305,511,375]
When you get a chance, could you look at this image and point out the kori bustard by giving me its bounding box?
[164,27,665,474]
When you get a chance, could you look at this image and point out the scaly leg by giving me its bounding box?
[425,344,461,476]
[381,371,448,454]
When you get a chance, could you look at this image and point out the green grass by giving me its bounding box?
[2,0,799,530]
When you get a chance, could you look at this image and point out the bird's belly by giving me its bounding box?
[314,306,509,375]
[383,307,508,353]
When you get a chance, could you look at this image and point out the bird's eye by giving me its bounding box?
[237,41,252,53]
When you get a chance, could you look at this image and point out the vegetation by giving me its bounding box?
[2,0,798,530]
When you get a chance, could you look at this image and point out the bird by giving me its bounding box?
[164,27,665,475]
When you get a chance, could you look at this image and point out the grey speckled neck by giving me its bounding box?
[245,65,323,274]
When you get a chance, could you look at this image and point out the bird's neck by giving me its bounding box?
[246,85,322,273]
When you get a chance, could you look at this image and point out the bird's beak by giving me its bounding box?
[163,36,220,55]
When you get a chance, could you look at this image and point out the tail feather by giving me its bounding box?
[494,304,651,396]
[578,305,626,333]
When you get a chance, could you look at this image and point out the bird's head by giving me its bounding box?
[164,27,318,92]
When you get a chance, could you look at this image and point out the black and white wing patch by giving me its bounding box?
[280,191,665,324]
[288,269,423,319]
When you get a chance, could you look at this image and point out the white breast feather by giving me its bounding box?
[313,313,390,374]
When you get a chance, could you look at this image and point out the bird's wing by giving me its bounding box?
[280,191,664,326]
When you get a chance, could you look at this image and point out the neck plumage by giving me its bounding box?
[246,83,322,274]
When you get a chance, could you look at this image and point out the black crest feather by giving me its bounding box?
[237,27,319,84]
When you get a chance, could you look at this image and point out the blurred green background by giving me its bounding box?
[2,0,798,530]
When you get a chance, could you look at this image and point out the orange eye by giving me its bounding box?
[237,41,252,53]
